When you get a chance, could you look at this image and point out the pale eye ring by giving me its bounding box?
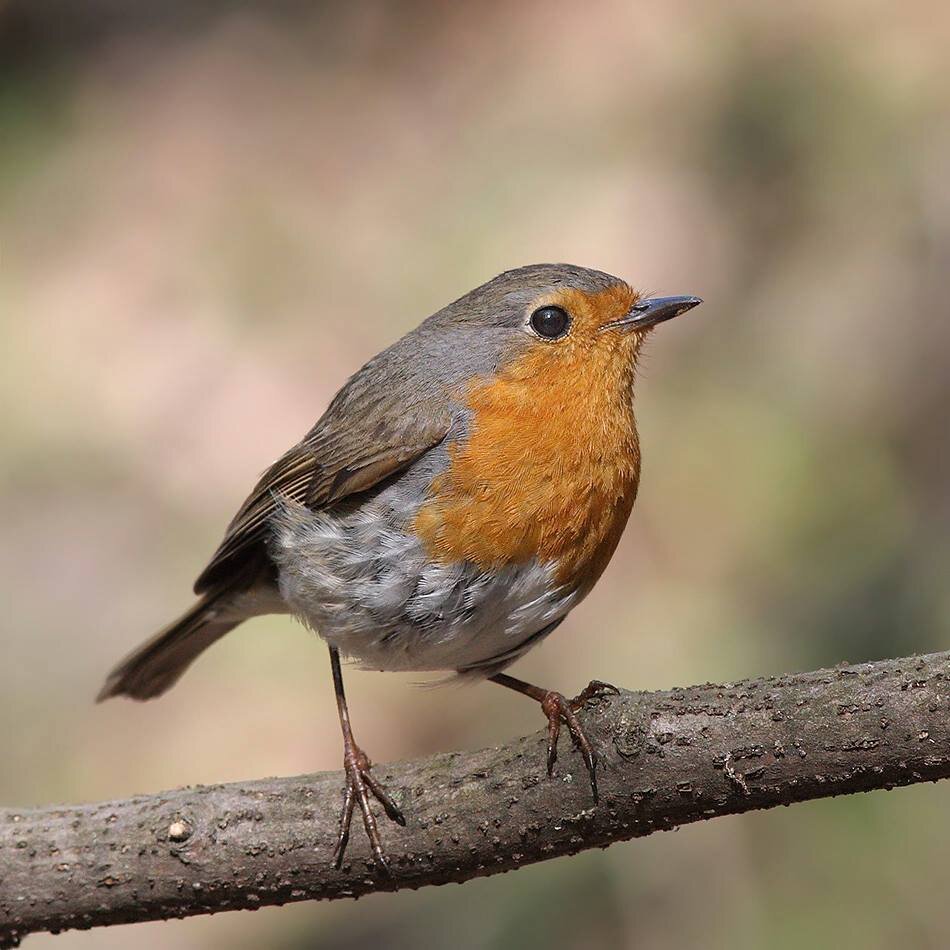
[529,305,571,340]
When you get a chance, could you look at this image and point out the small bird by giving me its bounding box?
[98,263,701,871]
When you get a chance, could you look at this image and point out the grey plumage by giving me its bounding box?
[270,479,577,675]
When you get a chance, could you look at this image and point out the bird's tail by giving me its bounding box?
[97,593,241,702]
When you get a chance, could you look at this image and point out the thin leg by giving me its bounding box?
[488,673,619,802]
[329,647,405,873]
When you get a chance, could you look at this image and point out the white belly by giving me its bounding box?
[268,497,578,674]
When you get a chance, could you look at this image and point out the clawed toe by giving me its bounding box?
[570,679,620,711]
[540,688,607,803]
[332,746,404,873]
[488,672,620,805]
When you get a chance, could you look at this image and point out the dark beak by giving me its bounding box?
[605,294,702,331]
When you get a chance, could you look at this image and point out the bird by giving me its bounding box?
[97,263,701,872]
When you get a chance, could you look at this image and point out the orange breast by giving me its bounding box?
[414,336,641,593]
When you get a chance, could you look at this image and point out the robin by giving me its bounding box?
[98,263,701,871]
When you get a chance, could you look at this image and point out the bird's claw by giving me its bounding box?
[539,680,619,803]
[332,743,405,874]
[571,679,621,709]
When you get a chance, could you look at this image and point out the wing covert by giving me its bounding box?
[193,403,450,594]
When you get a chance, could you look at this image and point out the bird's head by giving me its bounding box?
[420,263,701,395]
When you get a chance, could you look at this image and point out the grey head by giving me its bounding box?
[329,263,637,412]
[423,263,628,329]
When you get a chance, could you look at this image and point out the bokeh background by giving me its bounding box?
[2,1,949,947]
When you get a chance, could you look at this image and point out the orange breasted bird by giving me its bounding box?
[98,263,701,871]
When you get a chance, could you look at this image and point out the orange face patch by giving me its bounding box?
[414,282,644,593]
[534,282,640,335]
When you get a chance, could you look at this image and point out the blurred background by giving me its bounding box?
[2,0,949,947]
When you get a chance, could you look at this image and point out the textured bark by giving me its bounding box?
[3,651,950,946]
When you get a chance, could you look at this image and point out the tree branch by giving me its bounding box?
[3,650,950,946]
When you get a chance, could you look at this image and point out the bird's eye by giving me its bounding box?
[529,305,571,340]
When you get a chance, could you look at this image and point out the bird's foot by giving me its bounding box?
[332,739,405,874]
[539,680,620,803]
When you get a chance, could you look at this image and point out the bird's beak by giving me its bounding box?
[604,295,703,332]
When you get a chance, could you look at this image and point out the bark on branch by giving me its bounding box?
[4,650,950,946]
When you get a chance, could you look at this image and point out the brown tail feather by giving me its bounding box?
[97,595,240,702]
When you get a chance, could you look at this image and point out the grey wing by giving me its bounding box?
[193,387,451,596]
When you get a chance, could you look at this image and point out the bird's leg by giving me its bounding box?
[329,646,405,873]
[488,673,619,802]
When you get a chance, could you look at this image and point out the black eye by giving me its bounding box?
[530,305,571,340]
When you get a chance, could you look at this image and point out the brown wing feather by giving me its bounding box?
[193,406,450,595]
